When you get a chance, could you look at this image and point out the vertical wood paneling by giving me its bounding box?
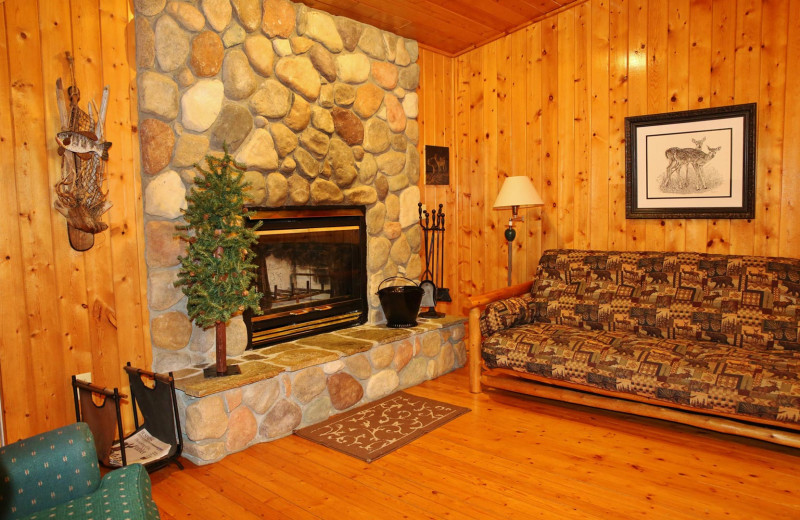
[754,0,787,257]
[468,49,485,297]
[556,10,575,249]
[684,0,711,252]
[589,0,609,251]
[440,54,457,314]
[418,48,458,314]
[525,24,544,277]
[0,0,148,442]
[483,41,500,291]
[0,4,38,441]
[706,0,734,254]
[495,35,512,288]
[573,2,590,250]
[626,0,647,250]
[419,44,434,287]
[419,0,800,316]
[730,0,761,255]
[455,52,472,315]
[100,0,150,384]
[663,0,687,252]
[509,30,529,283]
[541,17,559,253]
[73,0,124,392]
[607,0,629,251]
[644,0,667,251]
[7,0,67,434]
[38,0,92,410]
[779,0,800,251]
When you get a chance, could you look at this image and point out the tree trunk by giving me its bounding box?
[215,321,227,375]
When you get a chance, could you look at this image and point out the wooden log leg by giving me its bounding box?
[468,307,482,393]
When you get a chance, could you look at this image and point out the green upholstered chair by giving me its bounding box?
[0,422,160,520]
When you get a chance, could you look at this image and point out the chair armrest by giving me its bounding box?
[467,281,534,394]
[14,464,161,520]
[97,464,161,519]
[467,281,533,308]
[0,423,101,519]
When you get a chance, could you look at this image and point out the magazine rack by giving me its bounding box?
[71,376,127,467]
[72,366,183,472]
[123,363,184,471]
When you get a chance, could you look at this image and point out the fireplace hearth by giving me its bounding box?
[245,206,368,348]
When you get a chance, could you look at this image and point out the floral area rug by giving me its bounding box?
[294,391,470,462]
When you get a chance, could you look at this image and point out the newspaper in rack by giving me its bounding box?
[108,429,170,467]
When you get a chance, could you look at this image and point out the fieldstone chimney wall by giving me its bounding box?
[134,0,423,373]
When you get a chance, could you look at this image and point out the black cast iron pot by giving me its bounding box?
[377,276,424,328]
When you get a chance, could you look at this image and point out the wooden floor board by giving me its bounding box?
[420,392,799,509]
[150,367,800,519]
[279,439,486,520]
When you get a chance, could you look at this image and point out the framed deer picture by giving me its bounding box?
[625,103,756,219]
[425,145,450,185]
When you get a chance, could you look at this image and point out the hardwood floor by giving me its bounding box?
[150,367,800,519]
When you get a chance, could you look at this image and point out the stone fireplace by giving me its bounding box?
[135,0,464,464]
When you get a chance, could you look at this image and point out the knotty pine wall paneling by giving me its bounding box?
[782,0,800,250]
[417,48,459,314]
[0,0,149,442]
[418,0,800,316]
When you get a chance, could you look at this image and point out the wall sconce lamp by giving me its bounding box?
[493,176,543,286]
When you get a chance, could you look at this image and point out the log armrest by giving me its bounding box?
[467,281,534,393]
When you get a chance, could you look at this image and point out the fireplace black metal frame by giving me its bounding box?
[244,205,368,348]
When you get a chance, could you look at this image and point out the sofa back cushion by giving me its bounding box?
[0,422,101,518]
[530,249,800,351]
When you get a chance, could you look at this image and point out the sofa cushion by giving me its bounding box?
[479,294,535,337]
[20,464,160,520]
[482,322,800,425]
[531,249,800,351]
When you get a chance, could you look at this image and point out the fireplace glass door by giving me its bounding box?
[245,207,367,347]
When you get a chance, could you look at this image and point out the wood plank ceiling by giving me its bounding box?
[296,0,580,56]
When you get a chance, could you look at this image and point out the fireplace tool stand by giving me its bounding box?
[417,203,450,318]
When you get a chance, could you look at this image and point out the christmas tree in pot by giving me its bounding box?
[175,149,263,377]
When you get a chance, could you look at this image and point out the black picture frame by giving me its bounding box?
[625,103,757,219]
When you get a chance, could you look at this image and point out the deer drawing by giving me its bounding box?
[426,155,447,177]
[662,144,722,191]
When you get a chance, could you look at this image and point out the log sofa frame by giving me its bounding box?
[468,281,800,450]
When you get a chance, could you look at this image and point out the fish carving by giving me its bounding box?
[56,130,112,160]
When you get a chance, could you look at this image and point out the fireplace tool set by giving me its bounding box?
[418,203,451,318]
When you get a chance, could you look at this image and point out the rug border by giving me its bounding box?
[294,391,471,463]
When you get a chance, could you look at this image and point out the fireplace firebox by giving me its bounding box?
[244,206,368,348]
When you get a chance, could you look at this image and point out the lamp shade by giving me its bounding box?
[493,176,543,209]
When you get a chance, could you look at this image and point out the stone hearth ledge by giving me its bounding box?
[175,316,466,464]
[174,316,462,396]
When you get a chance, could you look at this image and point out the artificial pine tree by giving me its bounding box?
[175,149,262,377]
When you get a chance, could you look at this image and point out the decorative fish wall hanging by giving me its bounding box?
[54,52,113,251]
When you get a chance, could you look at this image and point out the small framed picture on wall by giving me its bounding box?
[425,145,450,185]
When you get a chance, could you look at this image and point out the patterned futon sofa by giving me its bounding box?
[467,249,800,447]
